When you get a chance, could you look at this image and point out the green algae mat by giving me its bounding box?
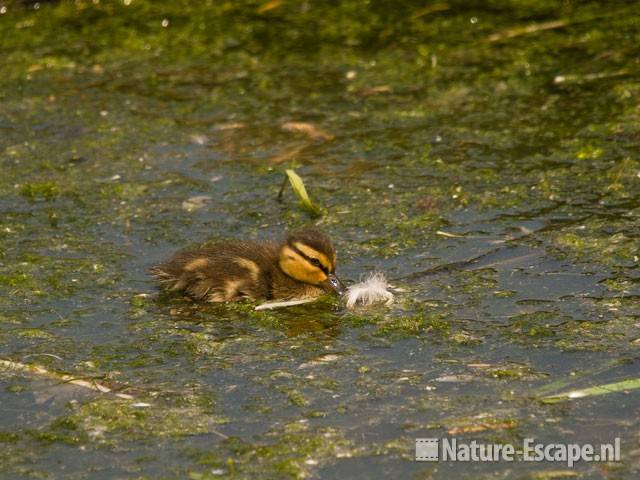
[1,0,639,478]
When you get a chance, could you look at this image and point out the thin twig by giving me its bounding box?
[22,353,63,361]
[488,7,634,43]
[0,359,134,400]
[210,428,230,440]
[277,175,288,202]
[255,298,317,310]
[554,69,630,85]
[489,19,568,42]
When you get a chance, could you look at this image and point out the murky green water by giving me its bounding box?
[1,0,639,478]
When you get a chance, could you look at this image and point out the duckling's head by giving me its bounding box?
[278,228,345,295]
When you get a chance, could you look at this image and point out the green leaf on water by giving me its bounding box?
[534,359,620,396]
[540,377,640,404]
[285,169,324,217]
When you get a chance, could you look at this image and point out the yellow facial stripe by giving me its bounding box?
[280,246,327,285]
[293,242,332,271]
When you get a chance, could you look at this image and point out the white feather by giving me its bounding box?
[345,272,394,308]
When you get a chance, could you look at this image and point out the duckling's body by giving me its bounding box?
[152,229,344,302]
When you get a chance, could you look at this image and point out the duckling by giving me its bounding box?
[151,228,345,302]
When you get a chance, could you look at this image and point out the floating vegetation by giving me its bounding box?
[281,122,334,142]
[540,378,640,404]
[282,169,324,217]
[19,182,60,201]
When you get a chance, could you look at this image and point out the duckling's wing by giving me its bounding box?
[151,242,276,302]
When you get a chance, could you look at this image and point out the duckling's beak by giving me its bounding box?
[326,273,346,296]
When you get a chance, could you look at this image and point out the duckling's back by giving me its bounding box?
[151,241,278,302]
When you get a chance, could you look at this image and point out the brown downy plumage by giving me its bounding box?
[151,228,345,302]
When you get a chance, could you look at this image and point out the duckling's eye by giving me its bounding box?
[310,258,322,268]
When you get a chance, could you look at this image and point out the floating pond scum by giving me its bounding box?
[1,0,640,479]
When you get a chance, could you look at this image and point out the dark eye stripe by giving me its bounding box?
[292,246,329,274]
